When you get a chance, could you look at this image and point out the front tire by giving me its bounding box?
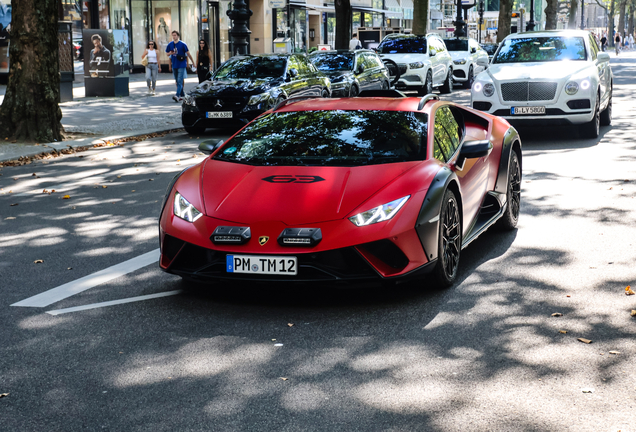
[465,66,474,89]
[184,125,205,135]
[581,95,600,138]
[600,90,612,126]
[321,88,330,98]
[433,189,461,287]
[417,71,434,95]
[439,68,454,94]
[349,84,359,97]
[496,150,521,231]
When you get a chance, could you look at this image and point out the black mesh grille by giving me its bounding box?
[473,101,492,111]
[196,96,248,112]
[453,69,466,78]
[398,64,408,74]
[501,82,557,101]
[566,99,591,109]
[359,239,409,270]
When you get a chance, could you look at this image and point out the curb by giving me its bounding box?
[0,127,183,166]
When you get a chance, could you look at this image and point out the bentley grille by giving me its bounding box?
[500,82,558,101]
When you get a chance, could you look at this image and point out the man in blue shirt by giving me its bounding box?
[166,30,194,102]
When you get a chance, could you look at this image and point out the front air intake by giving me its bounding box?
[211,226,251,244]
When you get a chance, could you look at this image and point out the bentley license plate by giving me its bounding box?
[206,111,233,119]
[511,106,545,115]
[227,255,297,275]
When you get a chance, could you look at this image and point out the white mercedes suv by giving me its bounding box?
[377,33,454,95]
[471,30,612,138]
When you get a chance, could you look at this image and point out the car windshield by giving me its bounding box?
[214,56,287,79]
[215,110,428,166]
[443,39,469,51]
[310,53,354,71]
[377,37,428,54]
[481,44,498,55]
[494,36,587,63]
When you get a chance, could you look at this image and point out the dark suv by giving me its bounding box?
[181,54,331,133]
[308,49,390,97]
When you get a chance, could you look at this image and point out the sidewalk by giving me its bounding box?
[0,63,201,164]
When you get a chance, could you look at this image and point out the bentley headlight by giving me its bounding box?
[483,83,495,97]
[173,192,203,222]
[183,94,197,107]
[565,81,579,95]
[349,196,410,227]
[409,61,424,69]
[453,59,467,65]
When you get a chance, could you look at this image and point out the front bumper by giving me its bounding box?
[471,100,594,126]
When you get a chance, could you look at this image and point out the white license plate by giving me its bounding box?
[226,255,298,275]
[206,111,233,119]
[511,106,545,115]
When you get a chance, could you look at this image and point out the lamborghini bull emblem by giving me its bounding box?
[259,236,269,246]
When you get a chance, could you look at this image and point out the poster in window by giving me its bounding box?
[155,9,172,57]
[112,30,130,77]
[0,0,11,74]
[84,29,115,77]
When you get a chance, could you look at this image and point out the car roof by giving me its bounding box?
[275,97,426,113]
[384,33,439,39]
[505,29,592,39]
[309,49,373,55]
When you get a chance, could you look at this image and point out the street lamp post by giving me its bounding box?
[527,0,536,31]
[580,0,585,30]
[226,0,253,55]
[478,0,485,43]
[454,0,466,38]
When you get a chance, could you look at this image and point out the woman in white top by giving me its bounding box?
[142,40,159,95]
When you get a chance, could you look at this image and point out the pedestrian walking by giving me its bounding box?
[141,40,159,95]
[600,34,607,51]
[615,33,621,55]
[166,30,194,102]
[630,34,634,51]
[196,39,212,83]
[349,34,362,50]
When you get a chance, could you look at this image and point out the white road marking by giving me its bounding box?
[45,290,183,315]
[11,249,160,307]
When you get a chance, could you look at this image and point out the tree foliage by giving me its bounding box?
[0,0,63,143]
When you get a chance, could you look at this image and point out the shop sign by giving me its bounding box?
[269,0,287,8]
[461,0,477,6]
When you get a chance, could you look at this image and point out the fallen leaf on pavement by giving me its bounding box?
[0,393,8,398]
[609,351,620,355]
[287,323,294,327]
[34,260,43,264]
[149,178,154,181]
[102,185,107,189]
[117,176,121,179]
[192,154,198,158]
[559,330,567,334]
[5,217,16,220]
[176,159,181,162]
[551,313,563,317]
[10,203,18,206]
[626,286,635,295]
[280,377,288,381]
[67,267,72,270]
[32,173,36,176]
[581,388,594,393]
[631,310,636,317]
[62,195,71,199]
[578,338,592,344]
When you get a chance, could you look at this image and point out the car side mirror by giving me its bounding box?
[471,47,477,53]
[455,139,493,171]
[289,68,299,78]
[199,139,224,155]
[597,52,610,62]
[356,64,365,74]
[429,49,436,57]
[476,56,489,67]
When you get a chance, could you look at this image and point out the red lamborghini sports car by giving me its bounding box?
[159,91,522,287]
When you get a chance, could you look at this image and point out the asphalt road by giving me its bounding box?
[1,59,635,431]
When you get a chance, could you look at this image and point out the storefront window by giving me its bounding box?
[292,8,307,53]
[326,13,335,47]
[218,0,232,63]
[276,8,289,38]
[180,0,200,62]
[353,12,361,32]
[131,0,148,65]
[152,0,179,57]
[99,0,110,29]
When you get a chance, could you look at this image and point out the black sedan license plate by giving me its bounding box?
[511,106,545,115]
[226,254,297,275]
[206,111,233,119]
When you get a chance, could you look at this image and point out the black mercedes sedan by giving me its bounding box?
[308,50,390,97]
[181,54,331,133]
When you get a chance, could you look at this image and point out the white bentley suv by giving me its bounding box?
[377,33,454,95]
[471,30,612,138]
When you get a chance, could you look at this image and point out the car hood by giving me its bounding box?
[321,70,354,81]
[486,61,590,81]
[200,160,423,225]
[189,77,285,97]
[449,51,469,61]
[379,53,429,64]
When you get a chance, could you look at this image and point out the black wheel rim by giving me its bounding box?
[441,197,461,278]
[607,94,612,121]
[448,72,453,91]
[468,67,473,86]
[594,99,600,134]
[322,90,329,98]
[350,85,359,97]
[509,154,521,221]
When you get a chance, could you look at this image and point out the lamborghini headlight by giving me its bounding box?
[173,192,203,222]
[349,196,410,227]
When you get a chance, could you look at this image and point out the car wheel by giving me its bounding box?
[418,71,434,95]
[439,68,453,94]
[581,95,600,138]
[496,150,521,231]
[465,66,474,89]
[349,84,359,97]
[600,90,612,126]
[433,189,461,287]
[321,88,330,98]
[184,125,205,135]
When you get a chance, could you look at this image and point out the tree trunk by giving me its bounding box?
[629,3,635,36]
[610,0,616,46]
[334,0,352,50]
[618,0,627,36]
[569,0,579,29]
[412,0,429,36]
[544,0,559,30]
[0,0,63,143]
[497,0,513,43]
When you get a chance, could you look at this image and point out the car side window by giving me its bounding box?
[433,106,460,163]
[362,53,375,69]
[588,35,599,60]
[434,37,446,53]
[295,56,311,76]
